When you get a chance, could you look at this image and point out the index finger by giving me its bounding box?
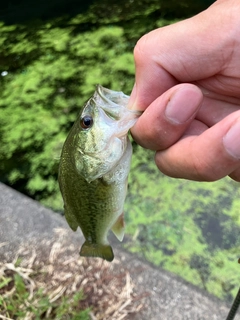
[128,3,235,111]
[128,32,178,111]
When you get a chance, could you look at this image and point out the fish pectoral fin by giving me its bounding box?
[111,213,125,242]
[80,241,114,262]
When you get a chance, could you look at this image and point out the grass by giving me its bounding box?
[0,228,144,320]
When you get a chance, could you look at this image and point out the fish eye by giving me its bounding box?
[80,115,93,130]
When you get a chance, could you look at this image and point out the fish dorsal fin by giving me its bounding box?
[111,213,125,242]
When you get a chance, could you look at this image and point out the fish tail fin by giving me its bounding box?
[80,241,114,262]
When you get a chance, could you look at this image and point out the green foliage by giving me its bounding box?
[0,19,137,205]
[125,145,240,301]
[0,0,203,205]
[0,0,238,305]
[0,0,182,205]
[159,0,214,18]
[0,273,90,319]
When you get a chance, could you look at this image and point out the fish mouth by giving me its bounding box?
[94,85,142,121]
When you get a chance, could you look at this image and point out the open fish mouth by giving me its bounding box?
[77,85,141,157]
[95,85,142,121]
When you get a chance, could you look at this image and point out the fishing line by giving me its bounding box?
[225,259,240,320]
[226,287,240,320]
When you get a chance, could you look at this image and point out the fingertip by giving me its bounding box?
[130,83,203,151]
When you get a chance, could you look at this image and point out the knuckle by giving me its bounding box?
[133,34,151,64]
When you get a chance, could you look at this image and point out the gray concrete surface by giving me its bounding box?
[0,182,236,319]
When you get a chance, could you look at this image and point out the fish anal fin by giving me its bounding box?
[80,241,114,262]
[111,213,125,242]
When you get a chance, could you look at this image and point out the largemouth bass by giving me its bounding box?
[58,85,140,262]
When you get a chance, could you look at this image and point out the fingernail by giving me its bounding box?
[165,88,201,124]
[223,121,240,159]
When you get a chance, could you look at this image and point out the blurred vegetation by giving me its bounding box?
[0,0,197,208]
[125,147,240,302]
[2,0,240,304]
[0,21,137,208]
[0,272,90,319]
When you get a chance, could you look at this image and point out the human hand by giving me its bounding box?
[129,0,240,182]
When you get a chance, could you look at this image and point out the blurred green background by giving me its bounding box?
[2,0,240,304]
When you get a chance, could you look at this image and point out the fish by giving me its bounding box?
[58,85,141,262]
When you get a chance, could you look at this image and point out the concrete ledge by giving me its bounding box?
[0,183,230,319]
